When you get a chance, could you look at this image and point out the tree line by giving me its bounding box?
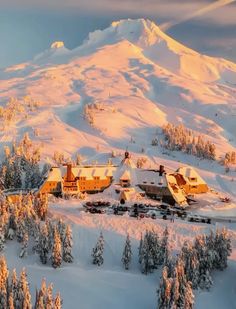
[0,134,49,191]
[0,256,61,309]
[157,228,232,308]
[160,123,216,160]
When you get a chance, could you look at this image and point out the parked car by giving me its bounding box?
[145,210,159,219]
[88,207,105,214]
[189,214,211,224]
[114,206,129,215]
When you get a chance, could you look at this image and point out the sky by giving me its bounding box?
[0,0,236,68]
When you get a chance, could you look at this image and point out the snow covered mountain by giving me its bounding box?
[0,18,235,194]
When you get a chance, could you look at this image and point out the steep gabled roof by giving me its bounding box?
[176,166,206,185]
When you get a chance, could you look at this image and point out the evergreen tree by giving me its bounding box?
[45,283,54,308]
[138,233,143,264]
[184,281,194,309]
[16,219,26,243]
[51,228,62,268]
[39,224,49,265]
[157,266,172,309]
[54,292,62,309]
[19,231,28,258]
[92,232,104,266]
[63,225,73,263]
[122,234,132,270]
[17,269,32,309]
[10,269,18,309]
[0,225,5,251]
[8,291,14,309]
[0,256,9,309]
[214,228,232,270]
[159,227,169,265]
[140,232,154,274]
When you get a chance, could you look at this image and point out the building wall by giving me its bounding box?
[77,177,112,192]
[181,183,208,194]
[39,181,61,194]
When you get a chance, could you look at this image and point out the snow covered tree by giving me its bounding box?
[162,122,217,160]
[45,283,54,308]
[181,241,200,289]
[8,291,14,309]
[63,225,73,263]
[10,269,18,308]
[194,234,213,290]
[138,233,143,264]
[92,232,104,266]
[39,224,49,264]
[57,219,66,243]
[19,231,29,258]
[199,269,213,290]
[183,281,194,309]
[16,218,26,243]
[159,227,169,265]
[122,234,132,270]
[214,228,232,270]
[17,268,32,309]
[51,228,62,268]
[0,256,9,309]
[0,226,5,251]
[54,292,62,309]
[157,266,172,309]
[139,232,154,274]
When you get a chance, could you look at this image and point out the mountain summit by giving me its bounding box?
[0,18,235,163]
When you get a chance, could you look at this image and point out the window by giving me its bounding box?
[189,177,197,182]
[191,185,197,189]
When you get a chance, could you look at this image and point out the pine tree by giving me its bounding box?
[0,256,9,309]
[19,231,28,258]
[159,227,169,265]
[157,266,172,309]
[184,281,194,309]
[34,279,47,308]
[63,225,73,263]
[199,269,213,290]
[45,283,54,308]
[122,234,132,270]
[92,232,104,266]
[51,228,62,268]
[138,233,143,264]
[0,225,5,251]
[8,291,14,309]
[214,228,232,270]
[57,219,66,243]
[18,268,32,309]
[140,232,154,274]
[10,269,18,309]
[16,218,26,243]
[39,224,49,265]
[54,292,62,309]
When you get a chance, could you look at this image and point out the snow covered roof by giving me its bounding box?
[69,166,117,180]
[120,170,131,181]
[165,174,188,206]
[46,167,63,182]
[176,166,206,185]
[136,170,167,187]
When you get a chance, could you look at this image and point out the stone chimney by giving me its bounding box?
[67,163,74,181]
[159,165,165,176]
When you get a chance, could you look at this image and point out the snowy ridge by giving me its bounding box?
[0,18,235,198]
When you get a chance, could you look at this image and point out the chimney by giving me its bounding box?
[67,163,73,181]
[159,165,165,176]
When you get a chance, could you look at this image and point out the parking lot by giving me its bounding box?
[83,200,212,224]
